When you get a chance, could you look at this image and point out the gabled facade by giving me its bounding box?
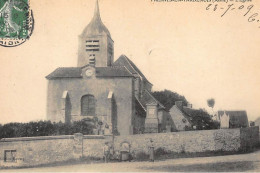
[220,111,230,129]
[46,65,135,135]
[217,110,249,129]
[169,101,191,131]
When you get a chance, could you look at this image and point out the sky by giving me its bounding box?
[0,0,260,124]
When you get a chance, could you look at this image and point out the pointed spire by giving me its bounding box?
[81,0,111,37]
[93,0,101,21]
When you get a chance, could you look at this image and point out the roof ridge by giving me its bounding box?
[46,66,134,79]
[122,55,139,75]
[144,89,165,109]
[122,66,133,76]
[97,66,126,69]
[122,55,153,85]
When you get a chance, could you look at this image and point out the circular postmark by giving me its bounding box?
[0,0,34,47]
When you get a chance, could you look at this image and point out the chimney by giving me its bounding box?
[187,103,192,109]
[175,101,183,109]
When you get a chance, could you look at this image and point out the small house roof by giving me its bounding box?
[218,110,249,128]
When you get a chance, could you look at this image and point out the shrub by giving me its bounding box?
[154,147,170,157]
[135,151,149,161]
[0,120,95,139]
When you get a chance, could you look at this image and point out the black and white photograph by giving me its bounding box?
[0,0,260,172]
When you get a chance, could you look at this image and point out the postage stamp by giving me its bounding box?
[0,0,33,47]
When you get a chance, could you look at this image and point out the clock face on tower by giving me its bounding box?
[85,69,93,77]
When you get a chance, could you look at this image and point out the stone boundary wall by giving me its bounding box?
[0,127,258,168]
[114,127,259,154]
[114,129,239,154]
[0,136,75,167]
[83,136,112,158]
[240,126,259,149]
[0,134,110,168]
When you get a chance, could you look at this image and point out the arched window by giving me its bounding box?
[81,95,95,116]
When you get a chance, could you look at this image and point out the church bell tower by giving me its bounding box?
[78,0,114,67]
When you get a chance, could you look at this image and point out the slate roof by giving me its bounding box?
[95,66,133,77]
[183,107,199,118]
[46,55,151,82]
[218,110,249,128]
[46,66,133,79]
[139,89,165,110]
[46,67,82,79]
[81,0,111,37]
[135,97,146,117]
[113,55,152,85]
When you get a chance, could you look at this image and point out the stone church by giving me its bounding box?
[46,0,168,135]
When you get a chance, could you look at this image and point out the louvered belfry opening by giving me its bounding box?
[86,40,99,66]
[81,95,96,116]
[86,40,100,52]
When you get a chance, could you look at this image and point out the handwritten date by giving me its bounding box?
[206,4,260,28]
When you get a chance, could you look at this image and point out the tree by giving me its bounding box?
[152,89,219,130]
[187,109,219,130]
[152,89,189,111]
[207,98,215,115]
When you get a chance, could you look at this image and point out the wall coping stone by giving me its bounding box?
[0,135,75,142]
[116,128,241,138]
[83,135,105,139]
[0,134,106,142]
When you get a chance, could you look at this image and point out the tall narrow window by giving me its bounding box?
[107,43,113,66]
[89,54,96,65]
[81,95,95,116]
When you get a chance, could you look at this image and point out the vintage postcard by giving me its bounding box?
[0,0,260,172]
